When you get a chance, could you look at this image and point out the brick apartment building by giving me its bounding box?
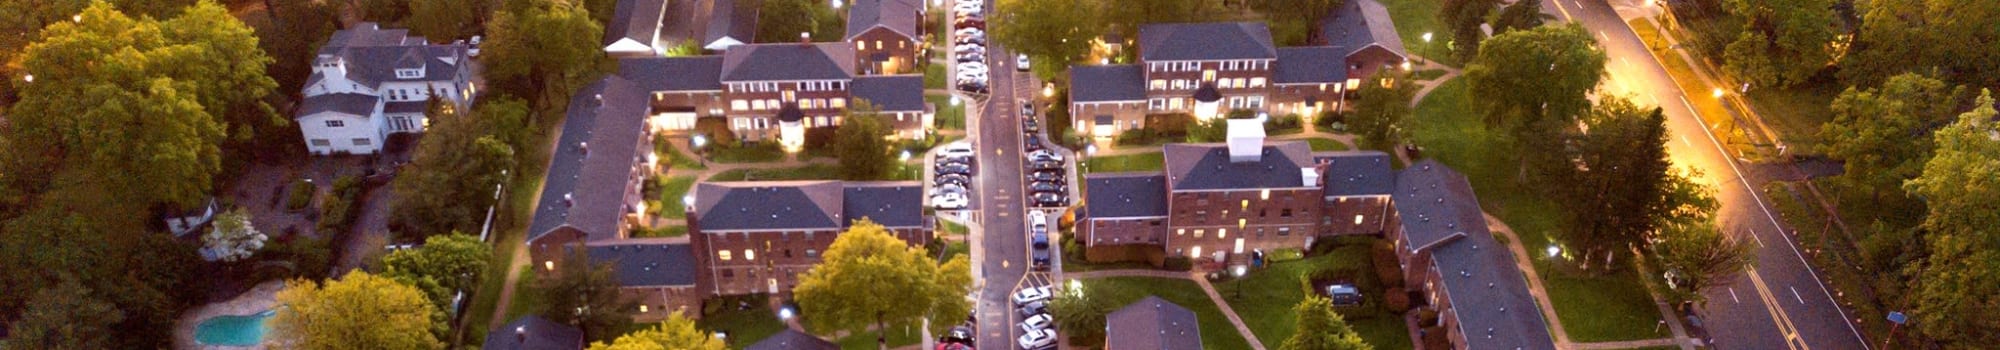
[845,0,925,75]
[618,42,931,151]
[687,181,933,295]
[1067,0,1407,138]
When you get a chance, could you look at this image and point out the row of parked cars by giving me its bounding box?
[931,143,975,210]
[1019,101,1068,208]
[950,0,990,94]
[1012,285,1059,349]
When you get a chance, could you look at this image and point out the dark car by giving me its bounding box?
[956,81,987,94]
[1023,135,1044,151]
[1031,249,1051,271]
[1028,181,1062,194]
[1020,101,1036,117]
[936,163,973,175]
[1022,116,1040,133]
[940,326,975,345]
[1032,192,1066,207]
[1027,171,1063,184]
[954,17,985,29]
[936,174,971,186]
[1029,160,1063,172]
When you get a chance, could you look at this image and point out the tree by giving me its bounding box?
[255,0,340,95]
[1903,90,2000,346]
[1651,218,1754,306]
[1554,97,1672,271]
[359,0,413,23]
[270,272,444,350]
[389,100,517,240]
[587,311,726,350]
[1840,0,2000,88]
[1489,0,1550,34]
[1185,114,1231,143]
[482,0,605,109]
[1437,0,1499,62]
[201,208,268,262]
[537,251,636,343]
[1821,73,1963,200]
[1047,283,1113,340]
[1102,0,1213,39]
[794,219,974,346]
[381,233,492,310]
[157,1,282,149]
[1348,70,1416,150]
[1465,23,1605,133]
[1719,0,1835,88]
[2,276,125,350]
[1250,0,1343,45]
[989,0,1097,78]
[756,0,841,43]
[0,203,203,350]
[408,0,479,41]
[835,102,893,180]
[1279,296,1371,350]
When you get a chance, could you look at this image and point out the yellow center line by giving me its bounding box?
[1746,268,1809,350]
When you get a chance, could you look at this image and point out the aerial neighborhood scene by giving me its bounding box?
[3,0,1999,348]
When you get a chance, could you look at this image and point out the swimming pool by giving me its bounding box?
[193,309,275,346]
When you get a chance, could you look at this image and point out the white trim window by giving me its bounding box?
[1248,96,1265,109]
[1149,98,1166,110]
[325,120,345,128]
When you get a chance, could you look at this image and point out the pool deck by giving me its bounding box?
[175,280,285,350]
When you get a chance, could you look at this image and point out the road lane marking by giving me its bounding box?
[1792,286,1806,305]
[1730,287,1740,303]
[1746,268,1808,350]
[1599,30,1611,42]
[1750,229,1766,247]
[1552,0,1574,20]
[1680,135,1693,147]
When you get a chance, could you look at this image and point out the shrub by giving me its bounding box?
[1372,241,1405,289]
[1062,234,1085,262]
[1264,113,1303,134]
[1114,129,1160,146]
[317,175,365,234]
[1417,308,1441,327]
[1383,286,1411,313]
[1269,248,1305,262]
[1313,110,1346,130]
[1161,257,1193,271]
[286,179,315,211]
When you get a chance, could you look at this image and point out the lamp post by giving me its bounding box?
[1231,265,1248,299]
[691,134,709,165]
[1420,32,1433,65]
[900,150,913,180]
[1082,144,1096,174]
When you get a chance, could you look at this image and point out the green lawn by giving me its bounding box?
[657,175,697,219]
[1304,137,1351,151]
[1082,152,1165,174]
[462,109,569,344]
[710,142,787,163]
[1380,0,1453,66]
[929,95,966,130]
[660,138,707,170]
[1082,277,1255,350]
[709,164,842,181]
[1743,84,1838,153]
[937,219,969,237]
[1408,78,1665,342]
[834,326,923,349]
[500,268,542,327]
[925,64,947,89]
[698,295,788,350]
[1412,69,1449,81]
[1213,245,1415,350]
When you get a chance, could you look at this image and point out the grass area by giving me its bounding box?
[925,64,947,89]
[937,219,969,237]
[710,142,787,163]
[661,138,707,170]
[657,175,697,219]
[1743,84,1838,154]
[633,225,689,238]
[834,326,923,349]
[928,95,966,130]
[1082,277,1255,350]
[1412,69,1448,81]
[697,296,787,350]
[500,268,542,326]
[1212,245,1414,350]
[1304,137,1351,151]
[1408,77,1665,342]
[1081,152,1165,174]
[462,106,570,344]
[1380,0,1453,66]
[709,164,842,181]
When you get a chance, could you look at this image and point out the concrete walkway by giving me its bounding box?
[1066,269,1267,350]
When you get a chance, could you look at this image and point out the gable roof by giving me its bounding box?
[619,56,727,91]
[604,0,668,50]
[850,75,927,112]
[526,77,653,243]
[1069,64,1147,103]
[1273,46,1347,84]
[1394,161,1558,350]
[1316,151,1394,197]
[747,329,838,350]
[483,316,584,350]
[705,0,759,49]
[300,93,381,117]
[1106,296,1202,350]
[695,181,847,231]
[842,182,927,228]
[1320,0,1407,59]
[588,240,698,287]
[1138,22,1277,61]
[1084,173,1169,218]
[313,23,469,89]
[719,43,857,82]
[846,0,921,41]
[1390,160,1481,252]
[1162,141,1315,191]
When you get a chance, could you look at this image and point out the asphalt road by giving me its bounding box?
[1545,0,1871,349]
[966,20,1036,349]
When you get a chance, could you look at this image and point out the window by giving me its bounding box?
[1202,70,1216,82]
[831,98,846,108]
[1218,229,1227,239]
[806,249,819,258]
[1172,79,1186,89]
[744,249,756,261]
[1250,77,1266,88]
[1248,96,1265,109]
[721,269,734,278]
[1177,229,1186,236]
[1278,227,1292,236]
[875,40,883,49]
[1151,79,1167,90]
[351,138,372,146]
[310,139,332,146]
[325,120,345,128]
[784,249,793,258]
[751,100,767,110]
[732,100,748,110]
[1281,209,1293,217]
[732,117,749,129]
[856,41,864,49]
[718,250,733,261]
[1194,229,1205,238]
[1354,215,1364,225]
[1149,98,1166,110]
[1232,78,1246,89]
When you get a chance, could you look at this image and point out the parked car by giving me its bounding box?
[1326,284,1364,306]
[1022,135,1044,151]
[1029,160,1063,172]
[1028,171,1063,184]
[1020,100,1036,117]
[936,163,973,175]
[932,183,968,197]
[937,143,975,159]
[954,17,985,29]
[1032,192,1066,207]
[1022,117,1040,133]
[936,174,972,186]
[957,81,988,94]
[1016,54,1030,71]
[954,28,984,38]
[1031,248,1051,271]
[1017,328,1056,349]
[932,193,969,210]
[956,53,986,63]
[1028,181,1061,194]
[1019,314,1053,333]
[1012,286,1052,305]
[1016,300,1047,318]
[1027,149,1063,163]
[940,326,976,346]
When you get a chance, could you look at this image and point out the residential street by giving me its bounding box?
[968,21,1035,349]
[1548,0,1870,348]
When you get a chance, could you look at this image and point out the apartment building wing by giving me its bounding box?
[1315,151,1395,235]
[846,0,923,74]
[1161,142,1315,192]
[588,240,702,321]
[688,181,931,296]
[720,43,858,82]
[703,0,758,50]
[483,316,584,350]
[1269,46,1349,115]
[1080,173,1171,263]
[525,77,656,268]
[1105,296,1203,350]
[1319,0,1409,81]
[850,75,932,137]
[1136,22,1278,62]
[841,182,928,229]
[1069,64,1149,137]
[1390,160,1557,350]
[604,0,669,56]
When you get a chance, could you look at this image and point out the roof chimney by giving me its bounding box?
[1301,168,1320,187]
[1226,117,1266,163]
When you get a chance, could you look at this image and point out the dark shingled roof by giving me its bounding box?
[1106,296,1202,350]
[313,23,469,89]
[695,181,846,231]
[842,183,926,228]
[1395,160,1557,350]
[1316,151,1394,197]
[1320,0,1407,59]
[1193,82,1222,102]
[705,0,758,48]
[603,0,667,48]
[619,56,726,92]
[588,241,698,287]
[1274,46,1347,84]
[747,329,838,350]
[845,0,921,41]
[1084,173,1169,218]
[526,77,653,243]
[850,75,927,112]
[1163,141,1315,191]
[1138,22,1277,61]
[300,93,380,117]
[483,316,584,350]
[720,43,857,82]
[1068,65,1147,102]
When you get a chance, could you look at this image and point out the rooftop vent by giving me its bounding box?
[1226,118,1266,163]
[1459,270,1471,277]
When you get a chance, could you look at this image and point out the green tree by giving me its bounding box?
[1,276,125,350]
[1466,23,1604,132]
[1554,97,1672,271]
[381,233,493,310]
[587,311,726,350]
[255,0,341,94]
[1102,0,1213,39]
[158,1,282,149]
[1651,217,1754,306]
[1185,115,1230,143]
[795,219,975,346]
[1250,0,1343,45]
[537,251,637,343]
[389,100,517,240]
[1821,73,1962,200]
[0,204,202,350]
[271,272,445,350]
[483,0,605,109]
[1719,0,1835,88]
[360,0,413,23]
[1348,70,1416,150]
[1903,90,2000,346]
[756,0,841,43]
[1489,0,1550,34]
[835,102,893,180]
[1437,0,1499,62]
[1279,296,1370,350]
[1047,283,1113,341]
[1840,0,2000,88]
[408,0,479,41]
[989,0,1097,78]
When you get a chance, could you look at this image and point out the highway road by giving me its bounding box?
[1544,0,1871,348]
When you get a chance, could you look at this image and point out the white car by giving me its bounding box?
[932,193,969,210]
[1027,149,1065,163]
[1016,328,1056,349]
[1019,313,1053,333]
[932,183,968,197]
[1016,54,1030,71]
[955,28,984,38]
[1012,286,1053,305]
[938,144,975,159]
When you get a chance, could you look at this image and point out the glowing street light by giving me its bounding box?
[778,306,796,320]
[1042,83,1055,98]
[1068,279,1083,297]
[950,96,961,106]
[1421,32,1433,43]
[1711,88,1726,99]
[900,150,911,162]
[692,134,708,149]
[1546,244,1562,258]
[21,74,31,83]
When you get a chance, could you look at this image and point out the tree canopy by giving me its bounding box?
[1553,98,1673,270]
[1047,282,1113,340]
[202,208,268,262]
[756,0,843,44]
[482,0,605,109]
[1719,0,1835,88]
[835,102,894,181]
[587,311,727,350]
[1903,90,2000,345]
[1465,23,1605,134]
[1437,0,1499,62]
[1278,296,1371,350]
[795,219,974,344]
[381,233,493,311]
[271,272,445,350]
[1839,0,2000,88]
[389,100,518,240]
[1348,70,1417,150]
[537,250,637,343]
[1821,73,1963,199]
[408,0,482,41]
[988,0,1097,76]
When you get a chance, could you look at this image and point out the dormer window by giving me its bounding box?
[396,68,423,79]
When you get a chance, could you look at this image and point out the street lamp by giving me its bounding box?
[900,150,914,179]
[1068,279,1083,298]
[1546,244,1562,258]
[950,96,961,106]
[1711,88,1726,99]
[1231,265,1248,299]
[21,74,30,83]
[1083,144,1096,174]
[1042,83,1055,98]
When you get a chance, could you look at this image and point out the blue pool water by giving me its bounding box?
[193,309,275,346]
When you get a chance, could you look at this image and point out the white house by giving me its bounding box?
[299,23,477,155]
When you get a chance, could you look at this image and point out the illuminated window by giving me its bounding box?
[1260,189,1270,200]
[1177,229,1186,235]
[1195,229,1205,238]
[745,249,756,261]
[719,250,733,261]
[1241,200,1249,209]
[639,305,649,313]
[1218,229,1227,239]
[1250,77,1266,88]
[1354,215,1364,225]
[543,261,553,271]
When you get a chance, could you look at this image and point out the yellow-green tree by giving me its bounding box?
[1903,90,2000,346]
[270,272,444,350]
[794,219,974,347]
[587,311,725,350]
[1279,296,1370,350]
